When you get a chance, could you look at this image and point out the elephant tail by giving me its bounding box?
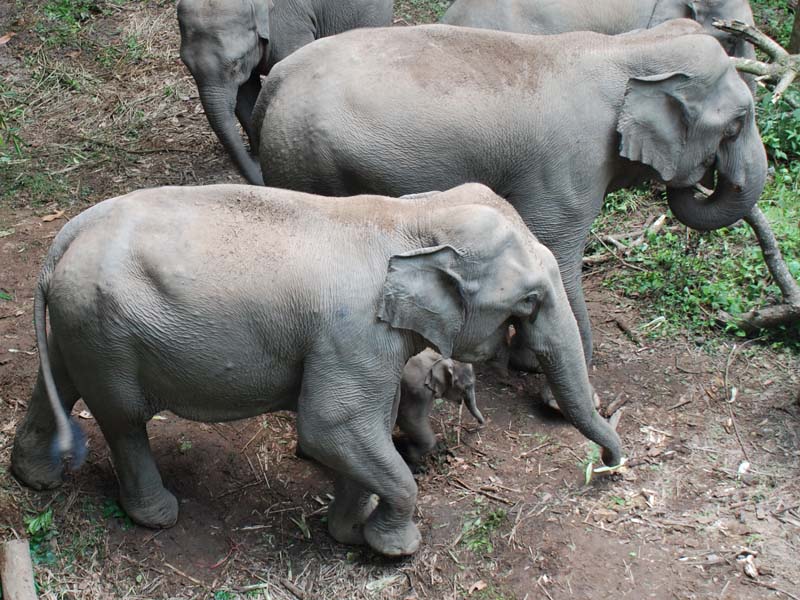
[34,205,112,471]
[34,268,87,470]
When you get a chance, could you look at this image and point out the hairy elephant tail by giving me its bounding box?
[34,204,112,471]
[34,269,86,470]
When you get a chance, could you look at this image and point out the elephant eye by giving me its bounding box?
[724,118,743,139]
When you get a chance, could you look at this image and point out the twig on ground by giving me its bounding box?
[667,396,693,411]
[164,562,205,586]
[604,395,628,417]
[281,577,306,599]
[614,317,642,345]
[516,440,552,459]
[451,477,514,505]
[742,579,800,600]
[728,401,751,464]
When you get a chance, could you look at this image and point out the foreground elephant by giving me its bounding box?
[253,20,768,367]
[441,0,756,60]
[11,183,622,557]
[177,0,393,185]
[396,349,483,464]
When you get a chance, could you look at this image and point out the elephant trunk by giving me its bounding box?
[464,387,485,425]
[666,127,767,231]
[199,84,264,185]
[523,299,623,466]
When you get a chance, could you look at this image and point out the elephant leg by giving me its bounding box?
[297,360,421,557]
[11,337,80,489]
[327,476,378,545]
[235,74,262,152]
[395,392,437,465]
[83,376,178,529]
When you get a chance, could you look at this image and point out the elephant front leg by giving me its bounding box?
[395,390,437,465]
[298,368,421,556]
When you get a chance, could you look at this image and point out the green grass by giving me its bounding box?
[460,505,507,555]
[600,83,800,349]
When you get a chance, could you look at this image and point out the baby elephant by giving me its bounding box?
[396,349,483,465]
[11,183,622,557]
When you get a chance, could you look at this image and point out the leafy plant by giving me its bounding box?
[25,508,58,565]
[101,498,134,530]
[461,507,507,554]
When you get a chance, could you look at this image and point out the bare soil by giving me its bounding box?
[1,2,799,599]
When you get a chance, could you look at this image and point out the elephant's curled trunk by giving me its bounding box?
[666,129,767,231]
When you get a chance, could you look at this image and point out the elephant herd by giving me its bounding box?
[11,0,767,558]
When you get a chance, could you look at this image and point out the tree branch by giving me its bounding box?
[743,206,800,305]
[715,19,800,104]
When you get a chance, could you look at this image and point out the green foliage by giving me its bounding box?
[758,90,800,165]
[461,507,507,554]
[25,508,58,565]
[395,0,450,23]
[213,591,236,600]
[750,0,794,46]
[603,176,800,346]
[38,0,100,44]
[101,498,134,530]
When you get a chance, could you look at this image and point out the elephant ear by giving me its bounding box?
[378,245,466,358]
[425,358,454,398]
[251,0,270,42]
[617,72,694,182]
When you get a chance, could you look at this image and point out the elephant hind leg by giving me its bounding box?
[11,337,81,490]
[80,371,178,529]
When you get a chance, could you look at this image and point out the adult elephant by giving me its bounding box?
[252,20,768,370]
[441,0,756,60]
[11,183,622,557]
[177,0,394,185]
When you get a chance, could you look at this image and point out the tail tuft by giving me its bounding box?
[49,419,88,472]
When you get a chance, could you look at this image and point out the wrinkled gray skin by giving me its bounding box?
[10,183,622,557]
[253,21,768,375]
[395,348,483,465]
[441,0,756,61]
[177,0,393,185]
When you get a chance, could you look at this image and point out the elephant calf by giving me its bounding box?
[11,183,622,557]
[396,348,483,465]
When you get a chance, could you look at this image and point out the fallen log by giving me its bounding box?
[1,539,38,600]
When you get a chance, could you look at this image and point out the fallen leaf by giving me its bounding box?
[0,228,14,238]
[41,210,65,222]
[0,32,16,45]
[468,580,487,594]
[78,410,93,419]
[741,554,759,578]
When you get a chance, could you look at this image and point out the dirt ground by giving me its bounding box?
[1,2,799,599]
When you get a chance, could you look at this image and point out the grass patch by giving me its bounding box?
[460,503,507,555]
[598,85,800,349]
[395,0,450,23]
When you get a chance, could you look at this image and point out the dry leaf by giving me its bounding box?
[42,210,65,222]
[468,580,487,594]
[78,410,93,419]
[741,554,759,578]
[0,32,16,45]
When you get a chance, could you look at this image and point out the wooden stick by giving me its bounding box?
[1,539,38,600]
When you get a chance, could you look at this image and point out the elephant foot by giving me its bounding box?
[120,487,179,529]
[393,436,435,467]
[542,384,601,413]
[364,517,421,557]
[328,493,378,546]
[11,433,65,490]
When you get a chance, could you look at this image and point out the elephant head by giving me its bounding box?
[379,194,623,466]
[617,28,767,231]
[426,356,484,424]
[177,0,270,184]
